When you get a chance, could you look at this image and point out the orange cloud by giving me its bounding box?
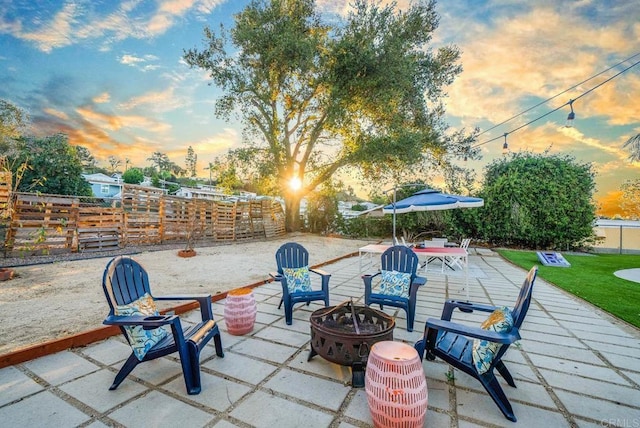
[119,87,184,112]
[596,190,624,218]
[43,108,69,121]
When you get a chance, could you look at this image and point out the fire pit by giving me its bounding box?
[308,300,395,387]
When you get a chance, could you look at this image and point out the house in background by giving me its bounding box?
[82,173,123,198]
[174,185,227,200]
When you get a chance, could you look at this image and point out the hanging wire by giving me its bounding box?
[475,52,640,138]
[472,57,640,149]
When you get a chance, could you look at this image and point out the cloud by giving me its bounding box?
[43,108,69,121]
[166,127,239,162]
[119,87,186,112]
[439,3,638,129]
[7,3,78,53]
[93,92,111,103]
[119,53,161,71]
[1,0,226,53]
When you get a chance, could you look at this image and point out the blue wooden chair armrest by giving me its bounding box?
[426,318,521,344]
[309,267,329,277]
[155,294,212,301]
[413,275,427,286]
[361,271,381,286]
[155,294,213,321]
[103,314,179,329]
[310,268,331,292]
[441,299,497,320]
[269,271,282,280]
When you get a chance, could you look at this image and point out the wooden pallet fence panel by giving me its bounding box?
[234,201,253,241]
[122,185,162,246]
[250,200,265,238]
[0,171,10,218]
[192,199,209,243]
[201,199,216,239]
[0,171,11,254]
[162,195,190,242]
[77,206,122,252]
[264,199,286,238]
[7,193,78,255]
[214,200,236,241]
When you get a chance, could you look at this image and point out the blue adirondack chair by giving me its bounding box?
[414,266,538,422]
[362,245,426,332]
[102,256,224,395]
[270,242,331,325]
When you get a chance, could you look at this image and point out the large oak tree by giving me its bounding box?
[184,0,475,231]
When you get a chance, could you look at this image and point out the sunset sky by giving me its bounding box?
[1,0,638,217]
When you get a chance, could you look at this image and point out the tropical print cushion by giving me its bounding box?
[379,269,411,298]
[115,293,167,361]
[472,306,514,374]
[282,265,312,293]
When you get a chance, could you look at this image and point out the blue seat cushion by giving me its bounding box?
[472,306,513,374]
[282,265,312,293]
[379,269,411,298]
[115,293,168,360]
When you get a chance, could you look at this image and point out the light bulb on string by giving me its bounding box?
[565,99,575,127]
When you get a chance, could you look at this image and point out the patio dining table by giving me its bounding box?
[413,247,469,299]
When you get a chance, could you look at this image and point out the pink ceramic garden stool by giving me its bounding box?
[224,288,257,335]
[365,341,428,428]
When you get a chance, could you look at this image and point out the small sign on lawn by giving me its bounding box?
[536,251,571,267]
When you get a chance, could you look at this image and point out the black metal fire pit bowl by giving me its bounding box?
[308,300,395,387]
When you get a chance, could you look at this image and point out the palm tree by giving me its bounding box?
[623,134,640,162]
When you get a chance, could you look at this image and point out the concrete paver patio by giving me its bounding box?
[1,248,639,427]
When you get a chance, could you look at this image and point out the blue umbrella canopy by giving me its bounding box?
[383,189,484,214]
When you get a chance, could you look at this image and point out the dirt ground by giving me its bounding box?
[0,234,375,355]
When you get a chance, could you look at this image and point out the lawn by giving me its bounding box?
[496,250,640,329]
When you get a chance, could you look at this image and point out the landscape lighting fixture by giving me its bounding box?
[566,99,575,127]
[502,133,509,155]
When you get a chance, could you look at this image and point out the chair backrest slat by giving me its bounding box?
[276,242,310,273]
[102,256,153,312]
[380,246,419,281]
[510,266,537,328]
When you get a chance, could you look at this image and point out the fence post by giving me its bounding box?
[619,225,623,254]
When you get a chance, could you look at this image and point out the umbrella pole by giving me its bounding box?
[392,188,397,244]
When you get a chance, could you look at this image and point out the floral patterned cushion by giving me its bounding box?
[378,269,411,298]
[472,306,514,374]
[115,293,167,361]
[282,265,312,293]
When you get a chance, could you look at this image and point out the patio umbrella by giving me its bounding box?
[382,188,484,241]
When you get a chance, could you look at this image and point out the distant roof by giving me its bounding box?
[82,173,120,183]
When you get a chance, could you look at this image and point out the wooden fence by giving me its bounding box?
[0,182,286,256]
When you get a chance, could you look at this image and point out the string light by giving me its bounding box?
[502,133,509,155]
[472,56,640,150]
[475,52,640,139]
[565,99,575,127]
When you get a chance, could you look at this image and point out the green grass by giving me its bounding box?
[496,250,640,329]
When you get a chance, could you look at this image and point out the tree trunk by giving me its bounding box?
[285,196,302,232]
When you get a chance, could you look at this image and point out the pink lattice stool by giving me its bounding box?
[224,288,257,335]
[365,341,428,428]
